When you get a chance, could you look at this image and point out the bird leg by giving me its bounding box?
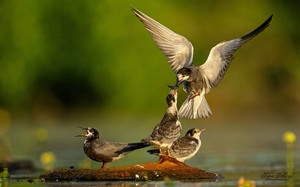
[159,147,164,155]
[166,148,171,156]
[101,162,107,169]
[159,147,171,156]
[188,92,200,101]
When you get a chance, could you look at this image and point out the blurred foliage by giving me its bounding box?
[0,0,299,120]
[0,167,9,179]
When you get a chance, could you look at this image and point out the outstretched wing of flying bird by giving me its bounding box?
[132,7,194,73]
[200,15,273,88]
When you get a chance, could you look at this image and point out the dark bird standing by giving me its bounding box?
[132,7,272,119]
[142,89,182,155]
[147,128,205,162]
[76,127,149,168]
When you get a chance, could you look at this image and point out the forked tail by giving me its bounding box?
[146,149,160,155]
[178,94,212,119]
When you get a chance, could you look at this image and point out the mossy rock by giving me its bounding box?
[40,155,222,181]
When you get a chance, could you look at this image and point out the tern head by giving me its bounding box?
[166,88,177,107]
[186,128,205,138]
[177,67,192,84]
[76,127,99,140]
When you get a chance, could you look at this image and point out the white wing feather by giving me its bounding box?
[132,7,194,72]
[200,15,273,87]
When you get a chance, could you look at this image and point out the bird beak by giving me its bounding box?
[75,134,85,137]
[177,79,184,85]
[167,76,183,89]
[172,88,177,95]
[200,128,206,132]
[75,127,88,137]
[168,85,178,89]
[167,85,177,90]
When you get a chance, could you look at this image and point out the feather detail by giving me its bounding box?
[178,91,212,119]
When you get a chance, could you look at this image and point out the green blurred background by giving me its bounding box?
[0,0,299,171]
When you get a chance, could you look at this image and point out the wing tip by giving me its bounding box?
[131,6,139,15]
[240,14,273,41]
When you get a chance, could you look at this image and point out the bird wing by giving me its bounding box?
[93,140,127,158]
[142,122,162,142]
[171,137,197,156]
[158,120,181,140]
[199,15,273,87]
[132,7,194,73]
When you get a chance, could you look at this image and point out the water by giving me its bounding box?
[3,167,299,187]
[1,115,299,186]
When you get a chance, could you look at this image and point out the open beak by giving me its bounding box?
[75,134,85,137]
[75,127,88,137]
[167,85,178,96]
[172,88,177,95]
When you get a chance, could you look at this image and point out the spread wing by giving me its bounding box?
[200,15,273,87]
[171,137,197,157]
[132,7,194,73]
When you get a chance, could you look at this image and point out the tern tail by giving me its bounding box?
[178,94,212,119]
[147,149,160,155]
[115,142,150,154]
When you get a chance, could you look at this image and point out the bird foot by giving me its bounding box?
[188,93,200,101]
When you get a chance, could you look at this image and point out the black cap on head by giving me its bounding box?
[87,127,99,138]
[177,67,192,76]
[166,93,175,106]
[186,128,200,136]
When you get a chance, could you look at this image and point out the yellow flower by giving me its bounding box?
[283,131,296,144]
[40,151,56,165]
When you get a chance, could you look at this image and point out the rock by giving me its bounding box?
[40,155,222,181]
